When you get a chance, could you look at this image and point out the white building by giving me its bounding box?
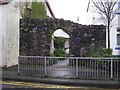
[87,1,120,56]
[0,0,54,67]
[110,5,120,55]
[0,0,20,67]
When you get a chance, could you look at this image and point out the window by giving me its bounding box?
[117,34,120,45]
[116,1,120,14]
[117,29,120,32]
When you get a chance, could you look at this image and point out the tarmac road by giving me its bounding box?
[0,80,87,89]
[0,80,119,90]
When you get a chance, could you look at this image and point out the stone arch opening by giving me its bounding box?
[50,29,70,56]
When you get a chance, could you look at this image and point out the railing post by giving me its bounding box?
[111,58,113,79]
[45,57,47,76]
[76,58,78,77]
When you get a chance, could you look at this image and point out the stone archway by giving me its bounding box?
[20,19,106,57]
[50,29,70,56]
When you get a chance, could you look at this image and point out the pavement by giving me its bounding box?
[0,65,119,89]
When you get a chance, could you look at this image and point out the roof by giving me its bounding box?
[53,29,70,38]
[0,0,12,4]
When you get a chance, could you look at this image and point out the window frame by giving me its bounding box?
[117,34,120,46]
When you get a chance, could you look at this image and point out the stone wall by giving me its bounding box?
[20,18,106,56]
[70,25,105,56]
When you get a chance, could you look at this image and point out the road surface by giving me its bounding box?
[1,80,118,90]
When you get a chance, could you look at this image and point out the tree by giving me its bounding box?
[90,0,118,55]
[19,1,48,18]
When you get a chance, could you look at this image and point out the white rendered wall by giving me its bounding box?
[0,1,19,67]
[109,15,117,55]
[0,5,8,67]
[118,15,120,55]
[87,3,120,55]
[0,6,3,67]
[6,1,19,67]
[64,39,69,54]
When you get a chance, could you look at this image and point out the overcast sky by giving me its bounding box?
[48,0,89,24]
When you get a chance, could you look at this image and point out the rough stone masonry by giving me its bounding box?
[20,18,106,57]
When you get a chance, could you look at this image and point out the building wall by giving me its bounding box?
[0,5,2,67]
[0,0,53,67]
[109,1,120,55]
[6,1,20,67]
[0,5,8,67]
[0,6,2,67]
[0,1,19,67]
[109,15,119,55]
[87,1,120,55]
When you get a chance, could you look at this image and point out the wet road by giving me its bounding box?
[1,80,119,90]
[0,80,83,89]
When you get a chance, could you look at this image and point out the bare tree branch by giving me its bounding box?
[90,0,118,55]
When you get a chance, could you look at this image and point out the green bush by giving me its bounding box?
[54,37,65,49]
[102,48,113,56]
[54,49,68,57]
[53,37,67,57]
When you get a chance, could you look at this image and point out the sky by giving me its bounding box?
[48,0,90,24]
